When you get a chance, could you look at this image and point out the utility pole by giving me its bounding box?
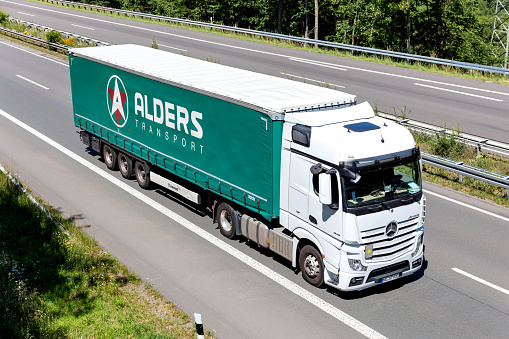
[491,0,509,69]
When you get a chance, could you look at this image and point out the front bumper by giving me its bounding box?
[327,237,424,291]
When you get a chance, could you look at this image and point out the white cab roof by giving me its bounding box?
[285,102,375,126]
[70,44,356,116]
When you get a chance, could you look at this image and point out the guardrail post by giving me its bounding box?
[457,162,464,184]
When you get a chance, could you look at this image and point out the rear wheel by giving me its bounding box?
[299,245,324,287]
[216,202,237,239]
[134,161,150,189]
[118,153,132,179]
[103,144,117,170]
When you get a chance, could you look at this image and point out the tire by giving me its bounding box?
[216,202,237,239]
[118,153,132,179]
[103,144,117,170]
[134,161,150,189]
[299,245,324,287]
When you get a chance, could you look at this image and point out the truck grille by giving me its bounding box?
[361,217,419,262]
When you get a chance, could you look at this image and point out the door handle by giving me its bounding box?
[309,215,317,224]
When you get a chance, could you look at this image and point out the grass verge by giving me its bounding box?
[413,130,509,208]
[0,169,210,338]
[20,0,509,85]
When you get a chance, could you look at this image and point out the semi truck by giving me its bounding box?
[69,44,425,291]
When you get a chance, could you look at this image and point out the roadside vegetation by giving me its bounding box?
[415,131,509,208]
[0,169,210,338]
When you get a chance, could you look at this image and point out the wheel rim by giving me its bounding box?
[137,164,146,182]
[105,147,112,165]
[303,254,320,278]
[219,210,233,233]
[119,155,127,173]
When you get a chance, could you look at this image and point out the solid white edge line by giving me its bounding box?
[16,74,49,89]
[0,40,69,67]
[0,106,386,339]
[280,72,346,88]
[423,189,509,223]
[414,83,503,102]
[71,23,95,30]
[158,44,187,52]
[452,268,509,296]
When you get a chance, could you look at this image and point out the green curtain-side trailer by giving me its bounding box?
[69,46,282,220]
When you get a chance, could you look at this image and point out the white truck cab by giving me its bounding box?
[280,102,425,290]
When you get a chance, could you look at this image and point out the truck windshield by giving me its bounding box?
[344,161,421,208]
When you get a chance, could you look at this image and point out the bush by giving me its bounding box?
[430,123,465,160]
[45,30,63,44]
[0,9,9,26]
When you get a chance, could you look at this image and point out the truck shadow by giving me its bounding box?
[154,187,208,218]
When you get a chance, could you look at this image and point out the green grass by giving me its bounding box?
[0,170,209,338]
[25,0,509,86]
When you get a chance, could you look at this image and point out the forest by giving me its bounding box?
[74,0,503,66]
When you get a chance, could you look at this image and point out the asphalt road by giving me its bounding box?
[1,34,509,338]
[0,0,508,143]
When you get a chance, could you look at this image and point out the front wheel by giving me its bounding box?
[216,202,237,239]
[103,144,117,170]
[299,245,324,287]
[134,161,150,189]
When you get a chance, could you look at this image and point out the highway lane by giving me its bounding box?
[1,0,508,143]
[2,37,509,338]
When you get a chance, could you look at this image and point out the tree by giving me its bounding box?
[314,0,319,46]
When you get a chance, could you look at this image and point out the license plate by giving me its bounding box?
[381,273,400,283]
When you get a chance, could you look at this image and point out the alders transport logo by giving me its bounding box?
[106,75,128,128]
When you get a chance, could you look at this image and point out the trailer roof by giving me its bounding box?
[70,44,356,118]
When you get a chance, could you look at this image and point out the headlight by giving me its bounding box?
[411,234,423,257]
[348,259,367,271]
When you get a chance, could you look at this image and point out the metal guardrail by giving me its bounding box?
[423,152,509,199]
[6,18,110,48]
[0,25,69,52]
[41,0,509,76]
[379,113,509,158]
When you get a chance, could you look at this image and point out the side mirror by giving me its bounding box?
[318,173,332,205]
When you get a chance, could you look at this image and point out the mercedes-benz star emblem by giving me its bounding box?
[385,221,398,237]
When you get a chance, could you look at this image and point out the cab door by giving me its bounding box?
[308,170,342,240]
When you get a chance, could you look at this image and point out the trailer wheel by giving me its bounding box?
[299,245,324,287]
[134,161,150,189]
[103,144,117,170]
[216,202,237,239]
[118,153,132,179]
